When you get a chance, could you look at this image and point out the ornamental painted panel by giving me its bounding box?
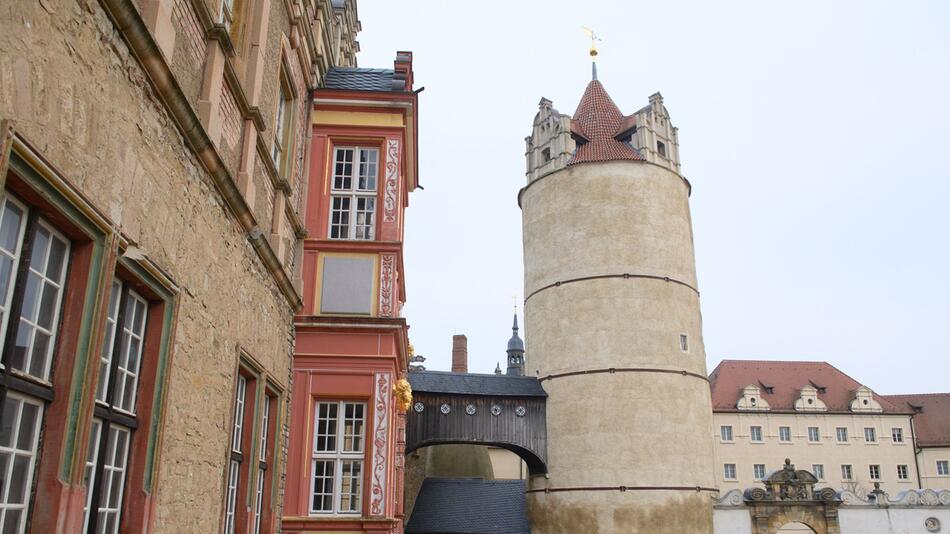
[378,253,396,317]
[383,139,399,223]
[370,372,391,517]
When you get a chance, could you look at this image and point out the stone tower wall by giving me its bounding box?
[520,160,717,533]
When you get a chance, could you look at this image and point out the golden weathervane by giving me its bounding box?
[582,26,602,59]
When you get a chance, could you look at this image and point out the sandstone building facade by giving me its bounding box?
[0,0,361,532]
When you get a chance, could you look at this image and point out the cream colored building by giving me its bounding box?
[711,361,920,496]
[884,393,950,490]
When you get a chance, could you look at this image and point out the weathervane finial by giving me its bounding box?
[582,27,602,80]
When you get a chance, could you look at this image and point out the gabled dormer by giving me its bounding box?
[794,385,828,412]
[629,92,681,174]
[524,98,573,183]
[736,384,770,411]
[850,386,883,413]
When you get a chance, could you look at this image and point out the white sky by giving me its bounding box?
[355,1,950,394]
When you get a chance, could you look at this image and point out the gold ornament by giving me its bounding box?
[393,378,413,412]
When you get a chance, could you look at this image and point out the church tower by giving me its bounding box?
[519,64,716,532]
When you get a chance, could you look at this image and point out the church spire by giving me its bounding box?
[506,312,525,376]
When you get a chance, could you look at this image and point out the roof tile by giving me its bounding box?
[709,360,909,414]
[323,67,398,92]
[406,478,531,534]
[882,393,950,447]
[408,371,546,397]
[567,80,645,166]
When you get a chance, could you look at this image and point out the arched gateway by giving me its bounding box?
[405,370,548,474]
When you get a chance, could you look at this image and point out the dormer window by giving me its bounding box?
[850,386,883,413]
[657,140,667,157]
[542,148,551,163]
[737,384,770,411]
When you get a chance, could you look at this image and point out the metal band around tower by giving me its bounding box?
[539,367,709,384]
[524,272,699,304]
[527,485,719,494]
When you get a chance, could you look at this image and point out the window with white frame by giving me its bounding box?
[271,70,295,177]
[723,463,737,480]
[891,427,903,443]
[329,147,379,240]
[0,193,71,534]
[312,401,366,515]
[808,427,820,442]
[750,426,763,442]
[779,426,791,442]
[937,460,949,476]
[253,394,274,534]
[753,464,766,480]
[219,0,234,30]
[224,374,248,534]
[82,280,149,534]
[897,464,909,480]
[836,427,848,442]
[720,425,733,442]
[841,464,853,480]
[864,427,876,443]
[869,464,881,480]
[0,393,44,533]
[812,464,824,480]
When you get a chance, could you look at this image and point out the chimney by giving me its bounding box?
[451,335,468,374]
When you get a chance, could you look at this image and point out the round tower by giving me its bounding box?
[520,74,716,532]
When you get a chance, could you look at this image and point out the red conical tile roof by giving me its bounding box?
[568,80,645,165]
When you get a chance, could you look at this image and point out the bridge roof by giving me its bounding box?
[408,371,546,397]
[406,478,531,534]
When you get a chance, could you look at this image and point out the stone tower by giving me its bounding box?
[520,72,716,532]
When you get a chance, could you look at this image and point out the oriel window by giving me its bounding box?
[0,193,70,534]
[82,280,149,534]
[329,147,379,240]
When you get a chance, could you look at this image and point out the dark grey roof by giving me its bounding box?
[406,478,531,534]
[408,371,546,397]
[323,67,398,92]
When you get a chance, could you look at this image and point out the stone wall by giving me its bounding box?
[0,1,295,532]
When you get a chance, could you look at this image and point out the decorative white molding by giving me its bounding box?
[736,384,771,411]
[383,139,399,223]
[794,385,827,412]
[714,489,745,506]
[837,488,950,507]
[370,372,391,517]
[850,385,883,413]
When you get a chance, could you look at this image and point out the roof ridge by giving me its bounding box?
[882,392,950,398]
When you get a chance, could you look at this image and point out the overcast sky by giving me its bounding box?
[356,1,950,394]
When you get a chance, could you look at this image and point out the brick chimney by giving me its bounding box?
[451,335,468,374]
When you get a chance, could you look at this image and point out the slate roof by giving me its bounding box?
[406,478,531,534]
[567,79,645,166]
[408,371,546,397]
[709,360,909,414]
[323,67,399,92]
[882,393,950,447]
